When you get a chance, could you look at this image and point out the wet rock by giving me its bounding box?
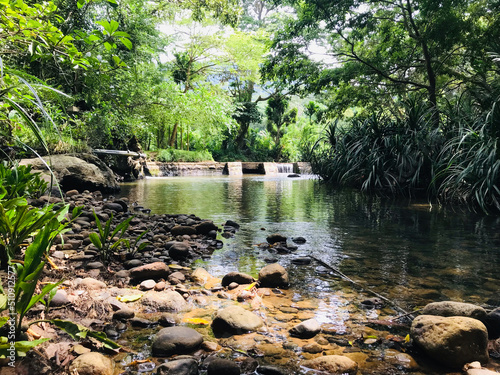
[266,234,287,244]
[168,271,186,284]
[361,297,385,309]
[158,313,178,327]
[291,257,311,265]
[212,305,263,335]
[410,315,488,369]
[195,221,218,235]
[302,342,323,353]
[484,307,500,339]
[113,199,128,212]
[225,220,240,229]
[130,262,170,281]
[221,271,255,287]
[152,326,203,356]
[130,317,157,328]
[289,318,321,339]
[422,301,487,320]
[207,358,240,375]
[140,279,157,290]
[465,361,499,375]
[142,291,188,312]
[103,202,124,212]
[228,282,238,290]
[201,341,218,351]
[291,237,306,244]
[256,366,289,375]
[69,352,115,375]
[302,355,358,375]
[79,277,107,289]
[169,242,191,261]
[171,226,197,236]
[156,358,198,375]
[191,268,215,284]
[113,308,135,321]
[50,289,70,307]
[258,263,289,288]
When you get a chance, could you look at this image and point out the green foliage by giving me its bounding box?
[0,163,47,199]
[156,149,214,162]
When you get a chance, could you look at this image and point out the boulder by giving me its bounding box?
[130,262,170,281]
[20,154,119,193]
[156,358,198,375]
[142,291,188,312]
[422,301,487,320]
[289,318,321,339]
[410,315,489,369]
[152,326,203,356]
[258,263,289,288]
[69,352,114,375]
[212,305,263,335]
[484,307,500,339]
[266,234,287,244]
[207,358,240,375]
[221,272,255,287]
[302,355,358,375]
[169,242,191,261]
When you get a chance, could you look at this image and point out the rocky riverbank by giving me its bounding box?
[9,190,500,375]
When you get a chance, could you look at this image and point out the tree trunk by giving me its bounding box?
[169,122,179,148]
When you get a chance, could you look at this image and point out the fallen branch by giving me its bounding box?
[308,255,414,320]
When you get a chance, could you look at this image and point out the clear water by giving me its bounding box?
[119,174,500,311]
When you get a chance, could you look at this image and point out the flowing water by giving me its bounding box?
[118,174,500,373]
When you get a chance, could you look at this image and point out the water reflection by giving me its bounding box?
[120,175,500,310]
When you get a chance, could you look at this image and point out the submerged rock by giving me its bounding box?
[410,315,488,369]
[302,355,358,375]
[212,305,263,335]
[422,301,487,320]
[266,234,287,244]
[152,326,203,356]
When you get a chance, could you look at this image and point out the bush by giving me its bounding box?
[155,149,214,162]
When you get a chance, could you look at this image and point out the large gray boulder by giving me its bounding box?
[258,263,288,288]
[211,305,263,335]
[152,327,203,356]
[410,315,489,369]
[302,355,358,375]
[21,154,119,193]
[422,301,487,321]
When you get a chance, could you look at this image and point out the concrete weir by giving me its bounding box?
[223,162,311,175]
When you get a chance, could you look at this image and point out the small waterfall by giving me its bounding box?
[276,163,294,174]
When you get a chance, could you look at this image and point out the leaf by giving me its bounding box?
[89,232,102,249]
[0,317,8,329]
[116,294,143,302]
[121,38,132,50]
[182,318,210,325]
[404,334,410,343]
[0,338,50,358]
[49,319,120,350]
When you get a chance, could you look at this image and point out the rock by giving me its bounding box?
[152,326,203,356]
[302,342,323,353]
[291,257,311,265]
[156,358,198,375]
[79,277,106,289]
[207,358,240,375]
[302,355,358,375]
[168,271,186,284]
[228,282,238,290]
[130,262,170,281]
[124,259,143,269]
[115,270,130,279]
[291,237,306,244]
[224,220,240,229]
[361,297,385,309]
[257,366,289,375]
[289,319,321,339]
[221,272,255,287]
[191,268,215,284]
[195,221,218,235]
[103,202,124,212]
[484,307,500,339]
[155,281,167,291]
[212,305,263,335]
[169,242,192,261]
[140,279,157,290]
[130,317,156,328]
[50,289,70,307]
[69,352,115,375]
[113,199,128,212]
[201,341,218,351]
[87,261,105,270]
[142,291,188,312]
[266,234,287,244]
[20,154,119,193]
[113,308,135,321]
[258,263,289,288]
[171,226,197,236]
[422,301,487,320]
[66,189,80,197]
[410,315,489,369]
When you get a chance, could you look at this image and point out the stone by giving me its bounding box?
[291,237,306,244]
[113,308,135,321]
[201,341,218,351]
[266,234,287,244]
[195,221,218,235]
[225,220,240,229]
[154,281,167,291]
[302,342,323,353]
[50,289,70,307]
[79,277,106,289]
[207,358,240,375]
[20,154,119,193]
[140,279,157,290]
[66,189,80,197]
[302,355,358,375]
[291,257,311,265]
[257,366,289,375]
[130,317,156,328]
[221,272,255,287]
[152,326,203,356]
[168,271,186,284]
[142,291,188,312]
[156,358,198,375]
[86,261,105,270]
[484,307,500,339]
[169,242,192,261]
[69,352,115,375]
[258,264,289,288]
[171,226,197,236]
[422,301,487,320]
[289,319,321,339]
[212,305,263,335]
[192,268,216,284]
[124,259,143,269]
[103,202,124,212]
[130,262,170,281]
[410,315,489,369]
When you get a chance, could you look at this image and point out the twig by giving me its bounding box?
[308,255,414,319]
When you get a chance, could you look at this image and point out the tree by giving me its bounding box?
[262,0,500,119]
[266,96,297,156]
